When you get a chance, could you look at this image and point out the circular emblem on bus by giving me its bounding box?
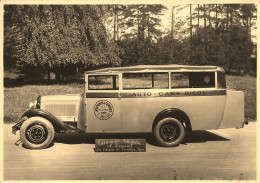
[94,100,114,120]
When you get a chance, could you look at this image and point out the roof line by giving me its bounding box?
[85,64,224,74]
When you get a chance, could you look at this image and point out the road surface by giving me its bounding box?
[4,122,256,180]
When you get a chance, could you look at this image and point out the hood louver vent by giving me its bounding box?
[40,94,81,122]
[45,104,76,117]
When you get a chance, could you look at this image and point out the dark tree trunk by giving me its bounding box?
[204,4,206,28]
[203,4,207,54]
[197,4,199,27]
[113,5,116,41]
[137,10,140,37]
[230,6,233,27]
[226,5,230,72]
[147,14,150,40]
[171,5,174,60]
[249,17,252,38]
[55,72,60,82]
[47,67,51,81]
[215,4,218,28]
[246,17,249,35]
[226,4,229,30]
[116,10,119,41]
[54,66,62,82]
[208,4,211,26]
[190,4,192,40]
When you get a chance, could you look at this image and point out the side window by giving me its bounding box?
[88,75,119,90]
[171,72,215,88]
[123,73,168,89]
[189,72,215,88]
[217,72,226,89]
[171,73,189,88]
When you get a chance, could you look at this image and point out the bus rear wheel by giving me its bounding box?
[153,117,185,147]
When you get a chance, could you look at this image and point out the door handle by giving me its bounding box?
[117,94,121,100]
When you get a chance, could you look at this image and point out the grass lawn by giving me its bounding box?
[4,75,256,123]
[4,83,84,122]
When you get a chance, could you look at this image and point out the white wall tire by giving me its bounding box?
[20,117,54,149]
[153,117,185,147]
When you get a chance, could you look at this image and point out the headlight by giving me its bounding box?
[29,96,41,109]
[29,100,37,109]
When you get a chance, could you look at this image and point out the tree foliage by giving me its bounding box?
[188,4,256,73]
[115,3,256,74]
[4,4,257,80]
[4,5,121,80]
[110,4,167,65]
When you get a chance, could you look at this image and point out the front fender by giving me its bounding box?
[21,109,68,132]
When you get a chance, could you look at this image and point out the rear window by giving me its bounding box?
[123,73,169,89]
[88,75,119,90]
[171,72,215,88]
[217,72,226,89]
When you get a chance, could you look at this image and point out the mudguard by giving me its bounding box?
[153,108,192,133]
[21,109,69,132]
[12,109,77,134]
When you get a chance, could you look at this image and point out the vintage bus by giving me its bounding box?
[12,65,247,149]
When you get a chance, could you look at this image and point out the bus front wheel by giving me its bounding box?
[20,117,54,149]
[153,117,185,147]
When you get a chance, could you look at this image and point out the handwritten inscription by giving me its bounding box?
[95,139,146,152]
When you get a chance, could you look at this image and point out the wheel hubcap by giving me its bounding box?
[26,124,47,144]
[160,121,180,142]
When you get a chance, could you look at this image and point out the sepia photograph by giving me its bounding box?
[1,0,258,181]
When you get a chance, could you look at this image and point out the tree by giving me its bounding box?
[240,4,257,38]
[114,4,167,65]
[4,5,121,81]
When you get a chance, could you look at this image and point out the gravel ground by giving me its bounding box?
[4,122,256,180]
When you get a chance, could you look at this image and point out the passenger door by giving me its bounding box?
[85,74,121,133]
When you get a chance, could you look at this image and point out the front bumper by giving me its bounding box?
[12,117,28,135]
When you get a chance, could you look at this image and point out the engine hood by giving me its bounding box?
[41,94,81,101]
[40,94,82,122]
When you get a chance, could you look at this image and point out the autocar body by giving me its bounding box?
[12,64,248,149]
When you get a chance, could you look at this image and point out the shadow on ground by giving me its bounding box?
[22,142,55,149]
[53,130,229,147]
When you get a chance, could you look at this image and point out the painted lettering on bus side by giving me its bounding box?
[132,92,152,97]
[184,91,208,96]
[132,91,208,97]
[160,92,181,96]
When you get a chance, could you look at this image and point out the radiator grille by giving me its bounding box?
[45,104,76,117]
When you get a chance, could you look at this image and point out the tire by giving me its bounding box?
[20,117,54,149]
[153,117,185,147]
